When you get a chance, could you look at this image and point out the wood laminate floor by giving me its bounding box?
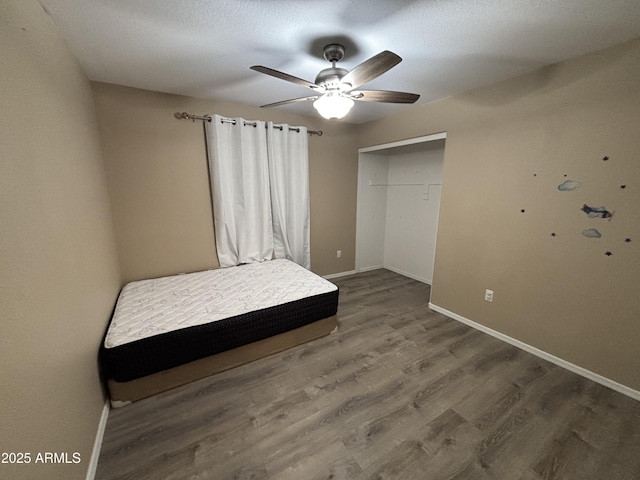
[96,269,640,480]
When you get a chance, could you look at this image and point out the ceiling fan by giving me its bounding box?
[250,44,420,120]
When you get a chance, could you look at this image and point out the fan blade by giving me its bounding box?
[340,51,402,89]
[260,96,319,108]
[251,66,322,91]
[350,90,420,103]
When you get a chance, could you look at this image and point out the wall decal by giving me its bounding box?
[581,204,613,219]
[582,228,602,238]
[525,157,633,257]
[558,180,582,191]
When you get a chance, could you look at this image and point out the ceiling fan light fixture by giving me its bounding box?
[313,92,354,120]
[252,44,418,117]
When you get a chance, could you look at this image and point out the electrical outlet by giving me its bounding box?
[337,250,342,258]
[484,289,494,302]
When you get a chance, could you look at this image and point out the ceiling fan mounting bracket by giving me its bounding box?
[322,44,345,63]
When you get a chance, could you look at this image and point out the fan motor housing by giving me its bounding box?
[315,67,349,87]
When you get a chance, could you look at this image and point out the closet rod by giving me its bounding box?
[174,112,323,136]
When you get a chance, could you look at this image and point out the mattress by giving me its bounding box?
[101,259,338,382]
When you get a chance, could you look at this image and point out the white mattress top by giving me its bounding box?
[104,259,337,348]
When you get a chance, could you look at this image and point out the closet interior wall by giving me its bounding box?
[356,139,445,284]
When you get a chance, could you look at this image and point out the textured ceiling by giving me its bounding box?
[38,0,640,124]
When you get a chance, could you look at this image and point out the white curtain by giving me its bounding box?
[267,122,311,269]
[205,115,273,267]
[205,115,311,269]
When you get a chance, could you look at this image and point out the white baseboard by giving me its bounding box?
[356,265,383,273]
[86,401,109,480]
[383,266,431,285]
[322,270,357,279]
[354,265,431,285]
[428,303,640,402]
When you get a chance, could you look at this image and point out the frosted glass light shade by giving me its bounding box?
[313,93,354,120]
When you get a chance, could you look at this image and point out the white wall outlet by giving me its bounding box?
[337,250,342,258]
[484,289,494,302]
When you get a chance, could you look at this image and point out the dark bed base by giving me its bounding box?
[107,315,338,406]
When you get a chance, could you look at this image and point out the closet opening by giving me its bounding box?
[355,133,446,286]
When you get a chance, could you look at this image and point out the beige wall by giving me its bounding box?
[0,1,122,479]
[92,83,359,283]
[356,38,640,391]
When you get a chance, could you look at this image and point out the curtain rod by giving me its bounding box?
[174,112,322,136]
